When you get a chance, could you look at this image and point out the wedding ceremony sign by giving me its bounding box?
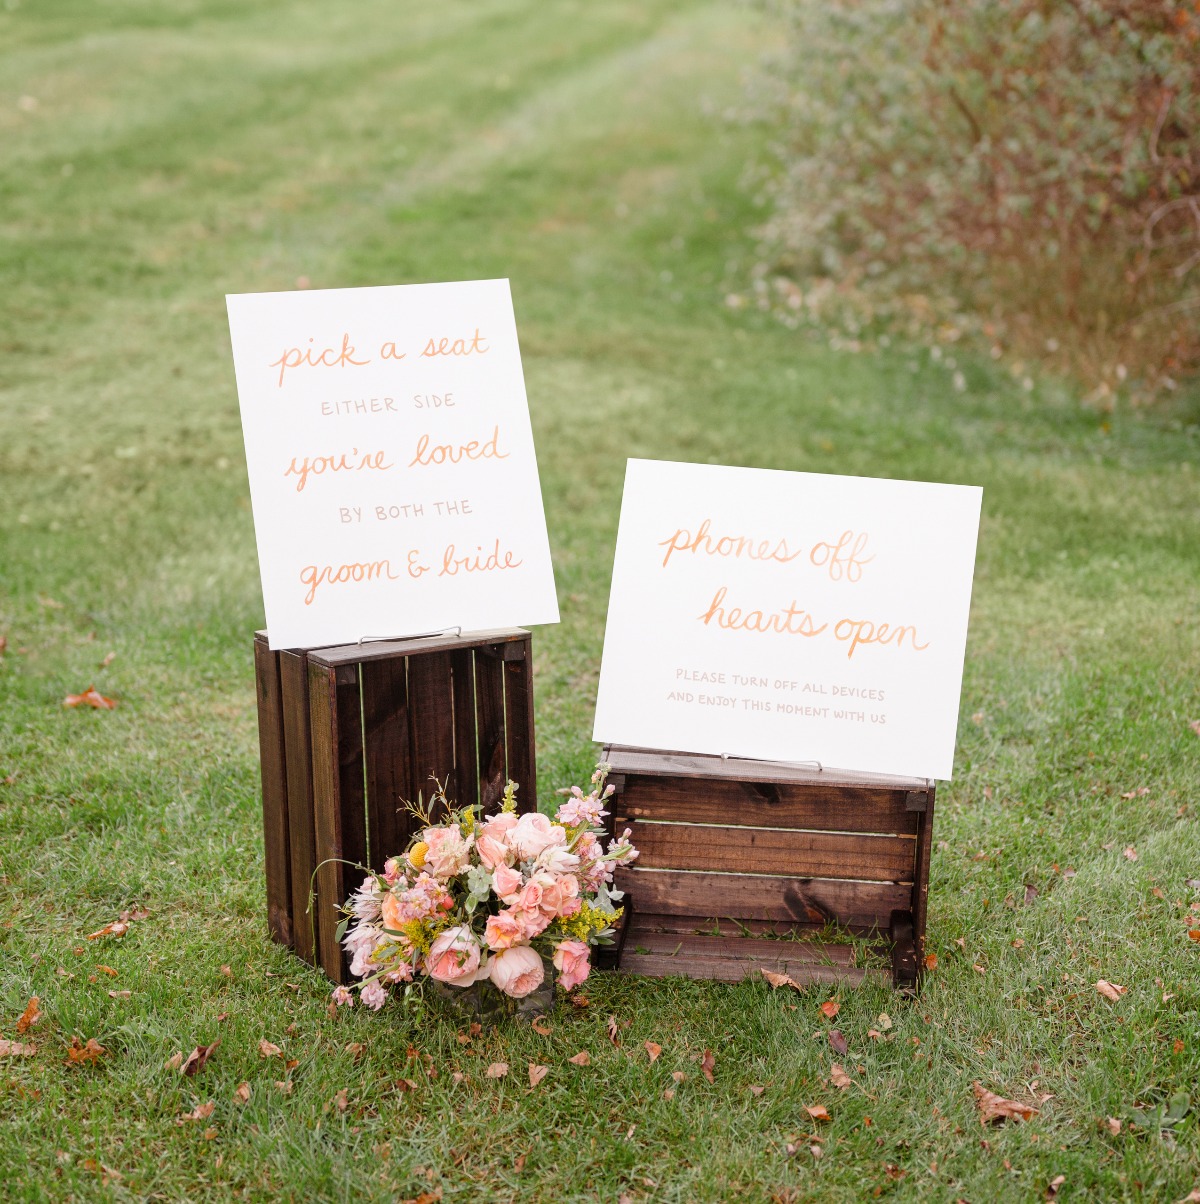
[593,460,982,780]
[227,280,559,649]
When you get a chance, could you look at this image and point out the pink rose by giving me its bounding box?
[480,811,518,842]
[512,907,551,938]
[513,879,544,914]
[511,812,566,861]
[484,909,525,951]
[476,834,511,871]
[488,945,545,998]
[492,864,524,904]
[426,926,487,986]
[423,826,472,879]
[533,871,579,917]
[553,939,591,991]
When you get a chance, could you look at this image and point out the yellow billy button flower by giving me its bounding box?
[408,841,429,869]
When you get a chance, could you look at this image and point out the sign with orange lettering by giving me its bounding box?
[593,460,981,779]
[226,280,559,649]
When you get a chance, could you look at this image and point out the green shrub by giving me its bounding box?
[750,0,1200,401]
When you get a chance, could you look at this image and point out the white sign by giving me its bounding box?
[593,460,982,779]
[226,280,559,649]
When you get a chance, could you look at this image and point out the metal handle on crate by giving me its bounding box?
[720,751,823,772]
[357,626,463,645]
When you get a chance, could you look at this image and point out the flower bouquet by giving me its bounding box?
[331,765,638,1023]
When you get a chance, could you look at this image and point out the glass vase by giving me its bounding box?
[428,955,555,1031]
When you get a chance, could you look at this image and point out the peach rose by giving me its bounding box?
[488,945,545,998]
[381,890,404,933]
[480,811,518,842]
[484,909,525,952]
[491,864,524,904]
[552,938,591,991]
[512,906,551,939]
[476,834,511,871]
[425,926,486,986]
[511,812,566,861]
[423,826,472,879]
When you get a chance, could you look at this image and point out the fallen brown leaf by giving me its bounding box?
[1124,847,1139,862]
[569,993,590,1009]
[567,1051,590,1066]
[344,1042,365,1059]
[830,1063,852,1090]
[748,1084,765,1096]
[819,999,840,1020]
[1188,929,1200,943]
[1174,1039,1185,1054]
[95,964,117,977]
[973,1082,1038,1124]
[275,1079,293,1094]
[85,921,129,941]
[662,1088,675,1101]
[107,990,131,1000]
[16,997,41,1034]
[700,1049,716,1083]
[671,1070,686,1083]
[924,953,938,971]
[181,1040,220,1077]
[606,1015,620,1046]
[177,1101,215,1124]
[486,1062,508,1079]
[165,1051,184,1070]
[828,1029,848,1057]
[1095,980,1127,1002]
[1105,1117,1121,1135]
[762,969,803,992]
[332,1088,349,1112]
[0,1039,36,1057]
[99,651,116,669]
[259,1039,284,1059]
[805,1104,831,1122]
[64,686,117,710]
[645,1041,662,1063]
[1046,1173,1066,1198]
[531,1017,552,1036]
[66,1036,106,1065]
[234,1082,251,1104]
[528,1063,549,1088]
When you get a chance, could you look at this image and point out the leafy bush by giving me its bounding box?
[749,0,1200,401]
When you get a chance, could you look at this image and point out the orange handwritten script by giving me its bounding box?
[269,334,371,387]
[409,425,509,467]
[659,518,803,569]
[282,448,394,493]
[810,530,874,582]
[697,587,827,636]
[439,539,524,578]
[299,558,400,606]
[421,329,489,358]
[834,617,930,659]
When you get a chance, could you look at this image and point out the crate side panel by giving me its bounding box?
[475,647,507,812]
[626,820,915,883]
[407,650,457,820]
[450,649,480,810]
[615,775,918,836]
[279,650,318,967]
[309,661,349,984]
[616,866,909,929]
[502,635,537,814]
[253,635,292,947]
[361,657,412,870]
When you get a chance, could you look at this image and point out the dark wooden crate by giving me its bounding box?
[253,628,537,983]
[603,746,934,991]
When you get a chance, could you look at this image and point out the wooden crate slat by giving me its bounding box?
[253,635,292,947]
[501,636,537,813]
[912,793,936,959]
[361,656,412,870]
[619,942,882,986]
[279,650,318,967]
[450,649,480,810]
[334,664,368,873]
[310,627,531,669]
[406,650,457,816]
[616,865,911,929]
[475,646,508,812]
[625,819,915,883]
[616,776,919,836]
[629,927,860,967]
[308,661,350,984]
[628,911,886,941]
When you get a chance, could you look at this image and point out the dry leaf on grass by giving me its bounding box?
[1188,930,1200,943]
[259,1039,284,1059]
[645,1041,662,1063]
[762,969,803,992]
[85,921,129,941]
[181,1040,220,1077]
[830,1063,852,1090]
[66,1036,106,1065]
[805,1104,831,1122]
[0,1039,36,1057]
[671,1071,687,1083]
[528,1063,549,1088]
[700,1049,716,1083]
[64,686,117,710]
[973,1082,1038,1124]
[234,1082,251,1104]
[95,964,117,977]
[1095,980,1127,1002]
[748,1084,765,1096]
[531,1017,552,1036]
[16,997,41,1034]
[828,1029,848,1056]
[275,1080,293,1095]
[663,1088,675,1101]
[567,1051,590,1066]
[177,1101,215,1124]
[1124,847,1139,862]
[1046,1173,1066,1198]
[332,1089,349,1112]
[1106,1117,1121,1135]
[924,953,938,971]
[486,1062,508,1079]
[606,1015,621,1046]
[819,999,840,1020]
[107,990,131,1000]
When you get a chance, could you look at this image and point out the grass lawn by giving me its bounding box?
[2,1,1199,1200]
